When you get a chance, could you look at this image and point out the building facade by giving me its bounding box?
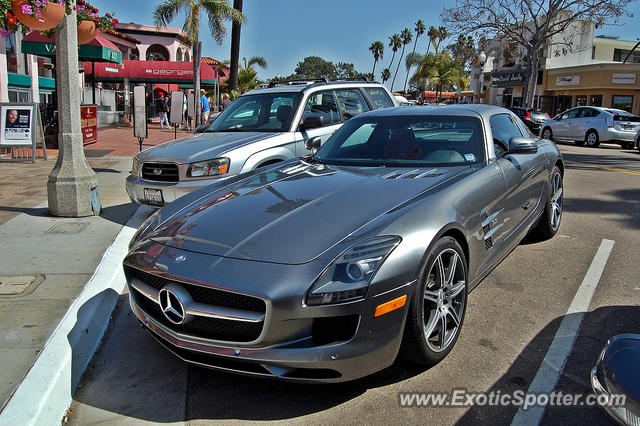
[471,18,640,115]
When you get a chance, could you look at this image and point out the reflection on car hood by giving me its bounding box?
[135,131,277,163]
[146,162,469,264]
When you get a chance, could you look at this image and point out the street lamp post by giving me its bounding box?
[47,3,100,217]
[477,51,487,104]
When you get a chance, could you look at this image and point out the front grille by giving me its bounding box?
[127,267,266,342]
[141,162,179,182]
[312,315,359,346]
[130,268,265,313]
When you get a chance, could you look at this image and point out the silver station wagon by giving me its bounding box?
[126,79,397,207]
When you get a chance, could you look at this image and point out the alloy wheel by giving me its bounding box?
[422,248,466,353]
[550,171,563,231]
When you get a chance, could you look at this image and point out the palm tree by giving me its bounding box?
[403,19,425,92]
[154,0,244,124]
[412,51,465,101]
[381,68,391,84]
[387,34,402,73]
[229,0,243,93]
[369,41,384,77]
[426,25,438,53]
[434,26,449,54]
[391,28,412,91]
[238,56,267,93]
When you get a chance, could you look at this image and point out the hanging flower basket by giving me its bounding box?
[11,0,65,31]
[76,18,95,44]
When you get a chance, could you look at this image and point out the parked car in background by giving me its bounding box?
[124,105,563,383]
[508,107,550,135]
[540,106,640,148]
[126,79,397,207]
[635,128,640,152]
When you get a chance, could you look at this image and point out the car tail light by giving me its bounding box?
[546,112,551,119]
[524,110,532,121]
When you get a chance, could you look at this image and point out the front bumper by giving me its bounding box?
[124,245,415,383]
[126,174,228,207]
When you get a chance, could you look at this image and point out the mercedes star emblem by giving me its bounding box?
[159,288,187,324]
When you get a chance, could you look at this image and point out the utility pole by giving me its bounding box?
[47,2,100,217]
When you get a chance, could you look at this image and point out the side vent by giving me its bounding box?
[485,237,493,249]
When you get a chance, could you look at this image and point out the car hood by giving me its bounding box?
[146,162,468,264]
[135,131,278,163]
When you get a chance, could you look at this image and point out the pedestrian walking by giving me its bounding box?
[221,93,232,110]
[200,89,210,125]
[157,93,170,129]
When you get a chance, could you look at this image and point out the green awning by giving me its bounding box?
[7,73,31,88]
[38,76,55,90]
[21,32,122,64]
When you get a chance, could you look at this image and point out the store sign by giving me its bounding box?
[491,72,526,87]
[81,105,98,145]
[612,73,636,84]
[556,75,580,86]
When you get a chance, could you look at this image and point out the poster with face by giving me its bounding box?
[1,105,33,146]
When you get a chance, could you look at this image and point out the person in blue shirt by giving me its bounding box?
[200,90,210,125]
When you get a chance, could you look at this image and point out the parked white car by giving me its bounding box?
[540,106,640,148]
[126,79,397,207]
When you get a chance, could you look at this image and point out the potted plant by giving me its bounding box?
[10,0,66,31]
[1,0,23,37]
[75,3,117,44]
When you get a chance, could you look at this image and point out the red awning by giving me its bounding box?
[85,60,219,85]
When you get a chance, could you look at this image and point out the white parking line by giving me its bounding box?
[510,239,615,426]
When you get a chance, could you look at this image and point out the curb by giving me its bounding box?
[0,206,150,426]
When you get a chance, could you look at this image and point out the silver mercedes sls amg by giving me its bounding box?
[124,105,564,383]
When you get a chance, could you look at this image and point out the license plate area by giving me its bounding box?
[144,188,164,206]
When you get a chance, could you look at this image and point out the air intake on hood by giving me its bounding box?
[381,169,441,179]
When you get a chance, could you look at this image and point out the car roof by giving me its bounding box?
[244,81,388,96]
[355,104,513,119]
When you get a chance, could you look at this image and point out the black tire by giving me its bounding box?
[531,165,563,240]
[585,130,600,147]
[400,237,467,366]
[541,127,553,141]
[621,141,634,150]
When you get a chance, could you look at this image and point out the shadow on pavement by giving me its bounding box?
[99,203,138,226]
[564,188,640,231]
[456,305,638,426]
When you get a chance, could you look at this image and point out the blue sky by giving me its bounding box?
[90,0,640,91]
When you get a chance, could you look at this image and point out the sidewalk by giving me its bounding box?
[0,122,191,424]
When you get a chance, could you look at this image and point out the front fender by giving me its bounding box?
[240,147,295,173]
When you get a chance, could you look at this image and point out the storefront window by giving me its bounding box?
[37,57,54,78]
[611,95,633,112]
[613,48,640,63]
[5,33,18,73]
[576,95,587,107]
[9,88,30,103]
[589,95,602,107]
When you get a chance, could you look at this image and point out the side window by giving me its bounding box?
[363,87,395,109]
[490,114,523,155]
[562,108,579,120]
[302,91,340,126]
[336,89,369,121]
[585,108,600,118]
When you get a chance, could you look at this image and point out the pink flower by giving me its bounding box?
[35,0,41,7]
[21,4,33,15]
[0,29,12,38]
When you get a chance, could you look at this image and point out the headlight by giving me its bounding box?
[129,210,161,249]
[187,158,230,178]
[131,158,140,177]
[306,236,401,306]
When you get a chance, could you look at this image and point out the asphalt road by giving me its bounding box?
[67,142,640,425]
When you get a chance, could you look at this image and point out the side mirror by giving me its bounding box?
[508,137,538,154]
[300,114,323,131]
[305,136,322,152]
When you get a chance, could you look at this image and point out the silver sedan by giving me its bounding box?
[540,106,640,148]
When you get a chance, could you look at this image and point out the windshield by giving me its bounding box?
[314,115,486,167]
[208,92,301,132]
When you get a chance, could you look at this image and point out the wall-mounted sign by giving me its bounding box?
[612,73,636,84]
[556,75,581,86]
[491,72,526,87]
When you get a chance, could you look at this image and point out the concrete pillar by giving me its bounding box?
[47,5,99,217]
[0,37,8,102]
[28,54,39,103]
